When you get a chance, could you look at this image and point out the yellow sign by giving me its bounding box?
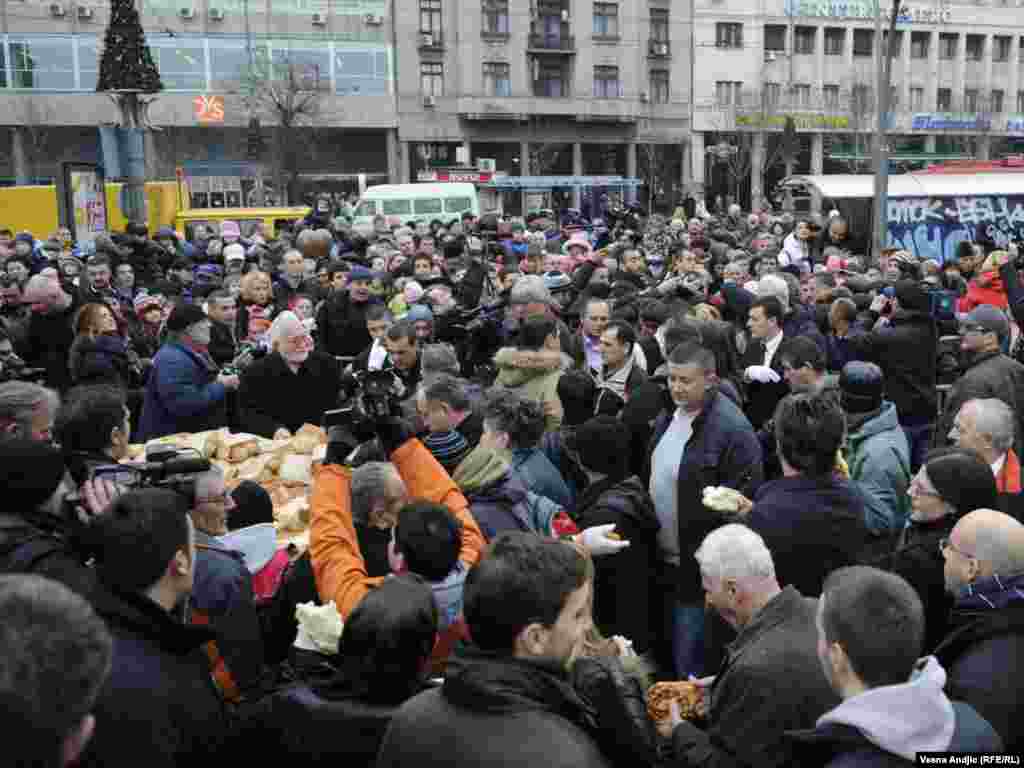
[736,113,850,130]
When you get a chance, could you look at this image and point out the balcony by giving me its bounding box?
[528,33,576,53]
[648,39,670,58]
[418,32,445,51]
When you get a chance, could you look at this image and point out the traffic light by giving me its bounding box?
[247,117,264,160]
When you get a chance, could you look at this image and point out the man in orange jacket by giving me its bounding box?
[310,420,486,619]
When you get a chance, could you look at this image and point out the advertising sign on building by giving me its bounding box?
[62,164,108,245]
[194,95,225,124]
[911,113,992,131]
[784,0,950,23]
[736,113,850,129]
[417,169,496,183]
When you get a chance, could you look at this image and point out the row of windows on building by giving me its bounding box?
[0,34,389,93]
[717,21,1024,61]
[421,60,671,101]
[714,80,1024,114]
[420,0,670,44]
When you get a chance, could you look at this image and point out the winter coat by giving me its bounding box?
[208,318,238,368]
[238,350,342,438]
[68,333,138,389]
[453,447,562,540]
[138,341,227,441]
[511,447,573,510]
[232,679,423,768]
[786,657,1002,767]
[274,276,321,308]
[844,402,912,537]
[493,346,570,432]
[671,587,840,768]
[0,305,32,355]
[315,291,378,358]
[79,584,228,768]
[310,438,485,619]
[575,476,660,653]
[24,300,78,392]
[0,512,96,599]
[958,271,1009,313]
[739,336,791,431]
[938,350,1024,459]
[376,651,613,768]
[647,390,763,601]
[933,575,1024,752]
[848,311,938,426]
[191,531,266,696]
[868,515,957,652]
[747,475,871,599]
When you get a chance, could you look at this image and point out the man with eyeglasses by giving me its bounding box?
[938,304,1024,460]
[934,508,1024,752]
[238,310,343,438]
[187,464,268,703]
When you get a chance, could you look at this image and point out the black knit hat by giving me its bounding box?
[0,439,68,511]
[230,480,274,530]
[839,361,884,414]
[573,416,631,479]
[166,302,208,332]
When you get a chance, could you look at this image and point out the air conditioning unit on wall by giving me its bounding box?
[209,7,224,20]
[423,94,436,107]
[312,12,326,25]
[49,3,66,16]
[179,6,195,18]
[478,158,496,171]
[364,13,383,24]
[77,5,93,19]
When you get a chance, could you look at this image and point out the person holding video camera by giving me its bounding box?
[238,310,343,438]
[138,303,239,441]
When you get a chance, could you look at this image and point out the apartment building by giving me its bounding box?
[691,0,1024,206]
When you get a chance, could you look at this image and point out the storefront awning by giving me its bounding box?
[482,175,642,190]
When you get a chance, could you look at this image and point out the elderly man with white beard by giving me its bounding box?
[238,311,344,438]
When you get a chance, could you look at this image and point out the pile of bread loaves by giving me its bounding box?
[126,424,329,536]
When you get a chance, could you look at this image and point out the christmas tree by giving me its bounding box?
[96,0,163,93]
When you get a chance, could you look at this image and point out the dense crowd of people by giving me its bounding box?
[1,196,1022,767]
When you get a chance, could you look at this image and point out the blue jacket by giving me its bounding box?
[511,447,573,510]
[845,402,912,537]
[648,389,763,600]
[748,475,871,598]
[138,342,227,440]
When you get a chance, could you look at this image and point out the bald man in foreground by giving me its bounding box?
[934,509,1024,752]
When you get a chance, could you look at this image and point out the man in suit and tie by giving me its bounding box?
[741,296,790,430]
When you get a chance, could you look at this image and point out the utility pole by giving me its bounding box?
[871,1,902,263]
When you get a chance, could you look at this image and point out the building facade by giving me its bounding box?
[1,0,1024,210]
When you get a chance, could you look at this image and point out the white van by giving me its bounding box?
[351,183,480,233]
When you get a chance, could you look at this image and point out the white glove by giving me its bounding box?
[576,523,630,557]
[744,365,781,384]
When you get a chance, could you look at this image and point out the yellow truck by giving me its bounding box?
[0,182,310,241]
[0,181,180,238]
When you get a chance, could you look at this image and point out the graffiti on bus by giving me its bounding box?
[886,195,1024,262]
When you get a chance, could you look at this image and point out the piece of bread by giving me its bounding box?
[211,459,240,483]
[279,454,313,486]
[288,433,321,455]
[296,423,327,444]
[702,486,745,514]
[275,495,311,531]
[217,433,261,463]
[294,601,344,655]
[647,681,705,722]
[235,454,276,484]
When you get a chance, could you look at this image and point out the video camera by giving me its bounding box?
[325,368,405,436]
[221,339,269,376]
[82,447,212,506]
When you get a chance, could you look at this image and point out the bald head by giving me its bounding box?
[954,509,1024,579]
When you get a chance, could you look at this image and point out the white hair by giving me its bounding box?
[268,310,304,347]
[193,465,224,507]
[757,274,790,314]
[970,512,1024,575]
[695,524,776,584]
[966,398,1016,455]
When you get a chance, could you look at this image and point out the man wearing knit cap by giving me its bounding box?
[138,303,238,440]
[238,310,343,438]
[406,303,434,343]
[848,279,938,472]
[315,262,380,358]
[938,304,1024,459]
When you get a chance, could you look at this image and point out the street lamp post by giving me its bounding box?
[871,1,903,263]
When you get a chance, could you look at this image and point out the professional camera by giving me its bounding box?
[66,447,212,515]
[326,368,405,436]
